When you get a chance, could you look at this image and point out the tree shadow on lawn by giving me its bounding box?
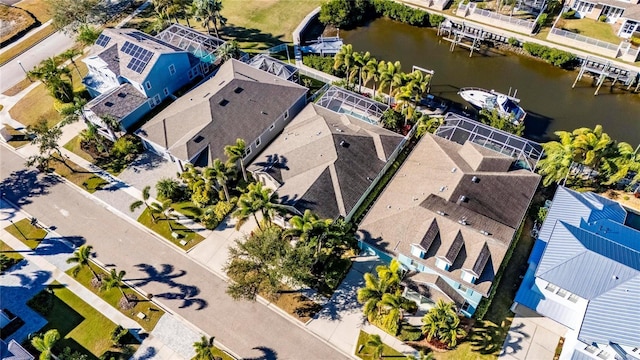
[244,346,278,360]
[219,25,285,50]
[0,169,62,210]
[470,320,528,356]
[129,263,208,310]
[33,236,86,256]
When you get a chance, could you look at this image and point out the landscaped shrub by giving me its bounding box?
[429,13,446,27]
[303,55,345,77]
[561,9,576,18]
[201,199,236,230]
[155,178,186,202]
[398,324,423,341]
[111,135,142,161]
[319,0,372,28]
[598,14,608,22]
[508,37,520,46]
[523,42,577,68]
[372,0,430,26]
[536,13,548,26]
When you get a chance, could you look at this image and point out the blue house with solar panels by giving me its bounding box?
[81,25,225,140]
[513,186,640,360]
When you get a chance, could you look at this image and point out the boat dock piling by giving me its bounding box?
[438,21,510,57]
[572,57,640,95]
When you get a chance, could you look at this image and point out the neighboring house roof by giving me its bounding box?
[248,103,403,219]
[88,28,185,84]
[359,133,540,296]
[85,83,148,121]
[537,186,626,244]
[248,54,298,82]
[596,0,639,10]
[1,339,34,360]
[535,220,640,347]
[622,4,640,21]
[138,59,307,165]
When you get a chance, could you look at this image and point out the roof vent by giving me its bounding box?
[194,135,204,143]
[105,102,114,107]
[117,92,126,98]
[219,99,229,106]
[234,87,244,93]
[479,230,489,236]
[340,140,350,148]
[451,167,457,173]
[436,210,446,216]
[613,275,619,280]
[458,217,468,225]
[471,176,480,183]
[261,111,268,115]
[457,195,468,204]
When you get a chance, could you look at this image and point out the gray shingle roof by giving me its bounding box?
[86,83,148,121]
[249,103,403,220]
[139,59,307,165]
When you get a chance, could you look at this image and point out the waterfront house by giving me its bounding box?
[136,59,307,171]
[0,339,33,360]
[81,25,225,140]
[512,186,640,360]
[358,114,541,316]
[248,103,404,222]
[570,0,640,37]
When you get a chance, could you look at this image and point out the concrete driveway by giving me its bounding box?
[117,151,180,200]
[499,305,568,360]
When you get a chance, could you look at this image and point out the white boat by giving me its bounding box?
[458,87,527,124]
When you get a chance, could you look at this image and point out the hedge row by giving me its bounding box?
[522,42,578,69]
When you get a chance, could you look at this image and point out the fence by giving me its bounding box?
[470,6,537,32]
[308,82,331,102]
[549,27,620,52]
[297,66,341,85]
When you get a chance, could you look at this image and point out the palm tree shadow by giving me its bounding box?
[1,169,62,209]
[470,321,527,355]
[130,263,208,310]
[244,346,278,360]
[220,25,285,50]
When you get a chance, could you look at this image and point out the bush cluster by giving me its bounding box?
[319,0,444,29]
[523,42,577,68]
[372,0,430,26]
[561,9,576,19]
[303,55,344,77]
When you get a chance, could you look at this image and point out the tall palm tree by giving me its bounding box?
[421,299,466,348]
[191,0,225,38]
[365,334,385,360]
[130,185,159,223]
[31,329,60,360]
[101,268,129,305]
[602,142,640,185]
[284,209,332,255]
[536,131,578,186]
[208,159,231,201]
[215,40,240,61]
[67,245,99,283]
[357,272,390,322]
[379,292,418,335]
[29,57,74,103]
[572,125,612,170]
[334,44,354,87]
[361,58,380,98]
[350,51,371,93]
[59,48,83,76]
[379,61,402,104]
[416,115,442,136]
[233,182,285,229]
[192,335,216,360]
[224,138,248,182]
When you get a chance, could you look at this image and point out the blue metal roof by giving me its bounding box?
[528,238,547,265]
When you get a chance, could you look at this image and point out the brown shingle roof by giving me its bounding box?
[86,83,147,120]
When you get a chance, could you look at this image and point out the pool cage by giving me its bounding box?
[435,113,543,171]
[316,86,389,125]
[156,24,225,65]
[247,54,298,83]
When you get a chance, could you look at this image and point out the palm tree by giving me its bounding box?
[416,115,442,137]
[28,57,74,103]
[208,159,231,201]
[379,292,418,335]
[284,209,331,241]
[233,182,285,230]
[361,58,379,97]
[421,299,466,348]
[334,44,354,87]
[379,61,402,104]
[150,198,176,230]
[350,51,371,93]
[67,245,100,283]
[100,115,121,140]
[31,329,60,360]
[536,130,578,186]
[76,25,101,47]
[215,40,240,61]
[224,138,248,182]
[357,273,389,322]
[602,142,640,185]
[191,0,225,38]
[572,125,612,170]
[130,185,158,223]
[59,48,83,76]
[365,334,385,360]
[192,335,216,360]
[101,268,129,306]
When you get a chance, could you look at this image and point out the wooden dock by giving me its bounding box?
[572,57,640,95]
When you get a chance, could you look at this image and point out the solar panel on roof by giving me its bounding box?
[96,34,111,47]
[121,41,154,74]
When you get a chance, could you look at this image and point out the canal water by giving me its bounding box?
[341,18,640,145]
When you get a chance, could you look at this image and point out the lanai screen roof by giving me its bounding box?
[156,24,225,64]
[316,86,388,125]
[247,54,298,82]
[435,112,543,171]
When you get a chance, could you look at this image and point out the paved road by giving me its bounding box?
[0,145,346,360]
[0,31,75,93]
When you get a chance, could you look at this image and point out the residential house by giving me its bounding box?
[249,103,404,222]
[358,115,541,316]
[570,0,640,37]
[513,186,640,360]
[137,59,308,171]
[81,25,225,139]
[0,339,34,360]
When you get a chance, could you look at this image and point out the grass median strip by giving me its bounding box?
[355,330,405,360]
[66,264,164,332]
[48,156,109,194]
[0,23,57,66]
[137,208,205,250]
[0,240,25,271]
[4,218,47,249]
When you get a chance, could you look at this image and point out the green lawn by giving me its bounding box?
[557,17,621,44]
[125,0,322,51]
[355,330,406,360]
[2,125,31,148]
[27,283,139,359]
[0,240,24,272]
[211,347,235,360]
[137,208,205,250]
[66,264,164,332]
[4,218,47,249]
[47,155,109,194]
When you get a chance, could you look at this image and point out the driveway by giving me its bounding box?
[499,304,568,360]
[0,145,347,359]
[117,151,179,200]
